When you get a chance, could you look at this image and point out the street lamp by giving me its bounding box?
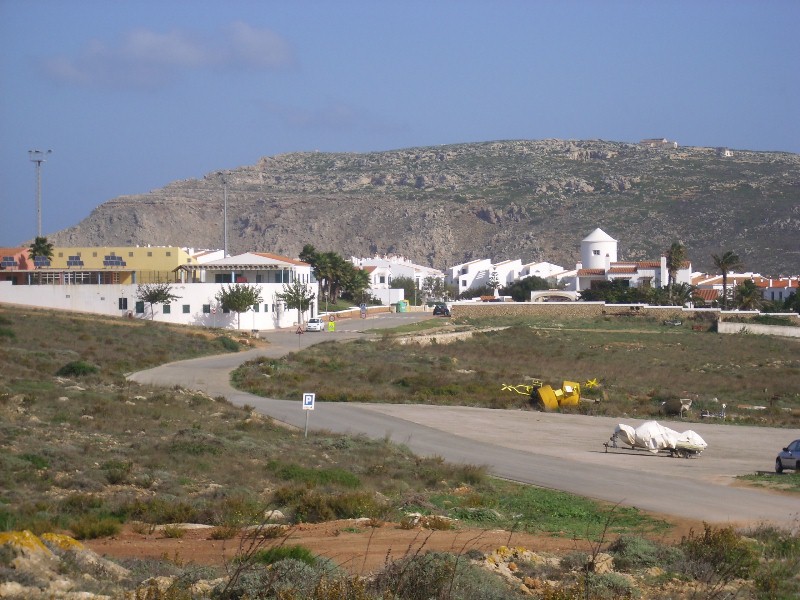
[29,149,52,237]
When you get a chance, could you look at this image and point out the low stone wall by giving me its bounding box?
[450,301,713,321]
[718,321,800,338]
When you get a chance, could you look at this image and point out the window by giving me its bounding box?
[253,303,259,312]
[147,251,152,257]
[58,252,63,258]
[461,279,467,287]
[182,304,190,314]
[118,298,128,310]
[264,303,270,313]
[203,304,211,314]
[379,275,386,284]
[593,250,600,256]
[166,251,171,257]
[163,304,171,314]
[128,252,134,257]
[92,252,97,257]
[135,301,145,314]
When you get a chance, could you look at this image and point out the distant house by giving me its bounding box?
[691,272,800,307]
[757,277,799,303]
[639,138,678,149]
[716,147,733,157]
[351,254,445,304]
[447,258,493,295]
[0,249,316,330]
[520,261,566,281]
[563,228,691,293]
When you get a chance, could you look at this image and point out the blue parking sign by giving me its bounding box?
[302,393,315,410]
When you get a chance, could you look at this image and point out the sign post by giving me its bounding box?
[302,392,315,437]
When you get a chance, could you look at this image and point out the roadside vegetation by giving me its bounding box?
[2,304,799,598]
[232,314,800,428]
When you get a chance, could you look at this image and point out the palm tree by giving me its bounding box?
[735,280,763,311]
[711,251,743,310]
[664,242,686,303]
[28,236,54,266]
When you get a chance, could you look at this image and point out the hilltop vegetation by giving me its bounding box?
[50,139,800,274]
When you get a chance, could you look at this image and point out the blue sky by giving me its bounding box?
[1,0,798,246]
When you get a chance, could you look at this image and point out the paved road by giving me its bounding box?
[129,313,800,529]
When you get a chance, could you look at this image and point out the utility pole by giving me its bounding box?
[219,172,229,257]
[29,150,52,237]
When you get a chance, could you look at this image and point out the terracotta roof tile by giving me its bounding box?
[577,269,606,276]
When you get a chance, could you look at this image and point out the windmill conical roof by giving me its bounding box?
[582,228,617,243]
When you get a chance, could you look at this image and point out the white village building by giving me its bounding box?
[351,254,445,305]
[0,251,317,330]
[560,228,692,293]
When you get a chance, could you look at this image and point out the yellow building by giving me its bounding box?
[47,246,214,284]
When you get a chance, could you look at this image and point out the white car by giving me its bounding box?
[306,318,325,332]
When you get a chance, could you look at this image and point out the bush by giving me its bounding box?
[215,336,240,352]
[69,515,121,539]
[250,544,316,566]
[608,535,683,572]
[370,551,522,600]
[679,524,759,581]
[56,360,99,377]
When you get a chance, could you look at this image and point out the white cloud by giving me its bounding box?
[41,23,294,89]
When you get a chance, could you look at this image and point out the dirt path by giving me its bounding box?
[86,516,704,575]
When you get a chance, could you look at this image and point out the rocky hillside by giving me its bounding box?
[50,139,800,274]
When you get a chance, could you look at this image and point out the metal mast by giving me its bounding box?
[28,149,52,237]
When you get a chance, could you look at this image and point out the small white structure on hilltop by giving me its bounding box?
[561,228,692,293]
[351,254,445,305]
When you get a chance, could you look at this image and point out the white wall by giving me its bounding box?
[0,281,315,330]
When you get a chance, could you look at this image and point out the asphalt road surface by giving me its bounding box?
[129,312,800,529]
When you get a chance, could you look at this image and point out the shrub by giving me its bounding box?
[250,544,316,566]
[679,524,759,581]
[370,551,521,600]
[161,524,186,539]
[70,515,121,539]
[608,535,683,572]
[215,336,240,352]
[56,360,98,377]
[267,461,361,489]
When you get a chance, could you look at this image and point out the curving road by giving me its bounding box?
[129,313,800,529]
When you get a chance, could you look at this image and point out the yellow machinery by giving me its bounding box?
[533,380,581,411]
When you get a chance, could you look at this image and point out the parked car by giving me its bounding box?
[306,318,325,332]
[432,304,450,316]
[775,439,800,473]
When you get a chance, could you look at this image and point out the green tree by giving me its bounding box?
[216,284,263,329]
[339,266,371,304]
[421,276,449,303]
[711,251,744,310]
[664,241,686,303]
[488,270,501,293]
[136,283,181,321]
[391,276,421,306]
[501,275,550,302]
[578,280,651,304]
[735,280,763,311]
[784,292,800,314]
[28,236,54,265]
[276,279,316,325]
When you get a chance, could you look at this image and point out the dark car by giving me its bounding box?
[432,304,450,316]
[775,439,800,473]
